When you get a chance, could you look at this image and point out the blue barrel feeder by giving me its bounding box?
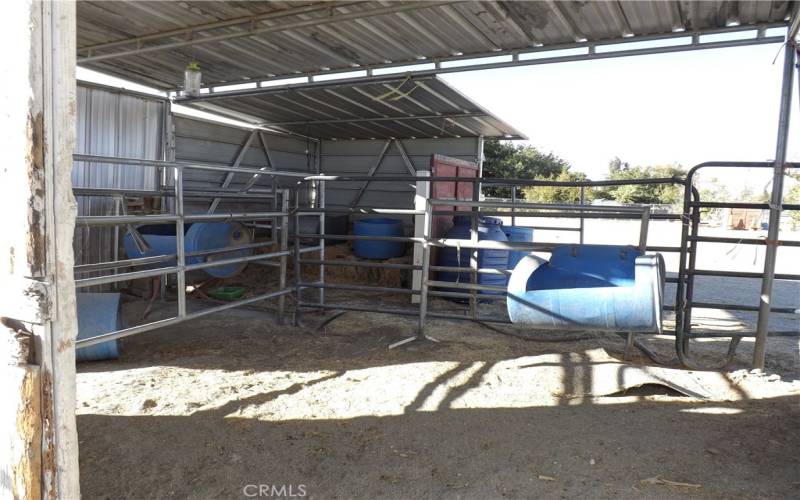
[123,222,252,278]
[437,215,509,296]
[502,225,534,270]
[76,292,122,362]
[352,218,406,259]
[507,244,665,332]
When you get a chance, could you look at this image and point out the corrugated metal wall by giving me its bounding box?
[319,137,481,212]
[74,87,481,265]
[173,115,315,213]
[73,83,166,267]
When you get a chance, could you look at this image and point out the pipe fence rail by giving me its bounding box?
[72,153,297,347]
[72,153,799,369]
[295,163,798,364]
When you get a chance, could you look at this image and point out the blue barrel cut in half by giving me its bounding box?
[124,222,252,278]
[352,218,406,259]
[507,244,665,333]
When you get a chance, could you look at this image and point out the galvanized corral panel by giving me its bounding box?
[180,75,525,140]
[76,1,794,89]
[73,83,166,272]
[319,137,480,219]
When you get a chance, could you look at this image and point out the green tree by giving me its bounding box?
[737,184,771,203]
[521,169,594,204]
[596,158,686,204]
[482,139,570,198]
[698,176,731,223]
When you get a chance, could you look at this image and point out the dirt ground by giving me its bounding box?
[76,222,799,499]
[76,286,800,499]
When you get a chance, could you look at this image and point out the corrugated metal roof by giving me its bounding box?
[77,1,795,90]
[178,75,526,139]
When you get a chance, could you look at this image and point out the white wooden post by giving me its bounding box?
[1,1,80,498]
[411,171,431,304]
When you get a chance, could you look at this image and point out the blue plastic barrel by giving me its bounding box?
[437,215,508,296]
[124,222,251,278]
[352,218,405,259]
[76,292,121,362]
[529,244,639,290]
[507,244,665,333]
[502,225,534,270]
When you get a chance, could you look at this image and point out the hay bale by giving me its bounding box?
[222,242,412,291]
[305,243,410,288]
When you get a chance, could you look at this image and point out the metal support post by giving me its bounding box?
[511,187,517,226]
[579,186,585,244]
[683,189,702,342]
[753,42,795,370]
[623,206,652,359]
[318,180,326,307]
[278,189,289,324]
[112,195,121,289]
[469,182,480,318]
[412,171,431,304]
[390,197,436,349]
[293,193,302,327]
[174,166,186,318]
[418,232,431,335]
[270,177,278,246]
[638,206,650,251]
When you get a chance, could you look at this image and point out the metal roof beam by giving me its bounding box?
[79,2,457,63]
[171,21,786,94]
[260,112,486,127]
[175,26,786,102]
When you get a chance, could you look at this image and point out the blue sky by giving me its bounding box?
[442,42,798,186]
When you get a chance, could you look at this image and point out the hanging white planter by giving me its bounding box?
[183,61,201,97]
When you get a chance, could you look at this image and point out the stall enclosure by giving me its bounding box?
[70,79,517,350]
[70,47,799,370]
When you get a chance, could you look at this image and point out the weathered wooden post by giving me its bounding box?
[1,1,80,498]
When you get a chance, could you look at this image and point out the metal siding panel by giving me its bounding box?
[73,84,165,278]
[173,115,314,212]
[319,137,479,213]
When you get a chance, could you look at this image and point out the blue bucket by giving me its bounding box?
[352,218,406,259]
